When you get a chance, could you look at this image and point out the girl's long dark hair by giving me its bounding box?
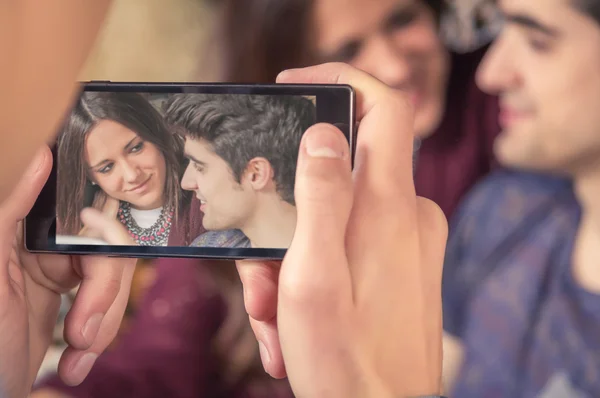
[56,92,186,234]
[217,0,317,83]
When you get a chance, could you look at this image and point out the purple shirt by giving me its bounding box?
[443,169,600,397]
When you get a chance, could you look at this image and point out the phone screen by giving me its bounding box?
[25,83,355,260]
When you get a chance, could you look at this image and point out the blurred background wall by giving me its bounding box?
[78,0,220,82]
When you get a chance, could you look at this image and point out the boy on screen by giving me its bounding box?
[163,94,316,249]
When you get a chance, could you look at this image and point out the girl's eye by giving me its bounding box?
[97,163,114,174]
[130,142,144,153]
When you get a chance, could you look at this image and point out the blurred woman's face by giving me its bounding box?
[85,119,167,210]
[315,0,450,138]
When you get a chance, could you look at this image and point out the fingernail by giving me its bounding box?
[258,341,271,370]
[276,69,293,81]
[67,353,98,386]
[82,313,103,346]
[305,127,346,159]
[276,71,287,81]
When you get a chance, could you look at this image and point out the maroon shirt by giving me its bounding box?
[415,46,500,219]
[36,48,499,397]
[169,195,206,246]
[37,258,294,398]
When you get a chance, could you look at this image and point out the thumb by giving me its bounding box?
[292,123,353,249]
[280,123,354,308]
[0,145,52,224]
[80,208,135,246]
[276,123,355,393]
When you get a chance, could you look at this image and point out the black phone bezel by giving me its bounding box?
[25,81,356,260]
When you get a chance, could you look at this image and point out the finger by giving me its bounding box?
[80,208,135,245]
[286,64,420,296]
[0,146,51,285]
[416,197,447,377]
[0,145,51,227]
[58,256,136,385]
[278,62,415,200]
[62,256,132,350]
[235,260,286,378]
[344,92,419,298]
[249,316,286,379]
[277,62,389,120]
[416,198,447,298]
[21,245,80,294]
[58,257,136,385]
[278,123,353,311]
[279,62,380,169]
[235,260,280,321]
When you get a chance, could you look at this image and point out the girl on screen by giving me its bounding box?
[56,91,205,246]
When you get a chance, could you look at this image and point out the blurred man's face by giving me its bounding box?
[315,0,450,138]
[476,0,600,175]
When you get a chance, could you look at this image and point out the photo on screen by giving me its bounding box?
[54,91,317,250]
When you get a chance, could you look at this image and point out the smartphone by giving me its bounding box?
[25,81,355,260]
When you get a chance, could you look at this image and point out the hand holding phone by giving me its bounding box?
[0,147,137,397]
[236,63,448,398]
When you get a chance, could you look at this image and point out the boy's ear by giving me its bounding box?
[243,157,273,190]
